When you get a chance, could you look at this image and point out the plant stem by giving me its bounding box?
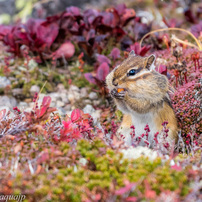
[140,28,202,51]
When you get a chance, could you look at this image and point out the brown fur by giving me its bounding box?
[154,102,178,141]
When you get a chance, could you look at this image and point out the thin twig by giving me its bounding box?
[140,28,202,51]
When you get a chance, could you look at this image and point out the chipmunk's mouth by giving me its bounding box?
[111,88,126,99]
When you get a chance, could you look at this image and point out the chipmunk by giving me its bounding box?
[106,51,178,147]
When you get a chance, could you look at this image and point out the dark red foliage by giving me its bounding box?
[133,21,152,41]
[59,109,94,142]
[84,62,110,84]
[129,42,151,56]
[156,64,167,76]
[115,183,136,195]
[96,54,111,65]
[52,41,75,59]
[71,108,82,122]
[163,17,182,28]
[35,96,56,119]
[0,96,95,143]
[0,4,143,64]
[184,8,197,24]
[96,62,110,81]
[109,47,121,60]
[84,73,97,85]
[191,21,202,38]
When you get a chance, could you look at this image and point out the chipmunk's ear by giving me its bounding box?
[145,54,156,70]
[129,50,136,57]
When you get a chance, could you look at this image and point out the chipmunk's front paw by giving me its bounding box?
[111,88,126,99]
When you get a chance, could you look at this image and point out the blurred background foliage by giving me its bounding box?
[0,0,201,25]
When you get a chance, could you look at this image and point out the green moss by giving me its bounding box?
[1,139,193,201]
[72,75,91,88]
[35,185,50,196]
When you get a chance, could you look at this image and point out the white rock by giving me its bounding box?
[68,91,80,102]
[83,104,95,114]
[91,110,101,124]
[12,88,23,97]
[60,93,69,104]
[80,88,88,98]
[30,85,40,96]
[0,96,17,109]
[64,104,72,111]
[121,146,158,161]
[89,92,98,100]
[48,92,60,102]
[69,85,80,92]
[56,107,67,117]
[18,102,28,108]
[50,101,56,107]
[83,99,91,105]
[83,105,101,124]
[0,76,11,89]
[56,100,65,107]
[93,100,101,106]
[29,102,35,108]
[57,84,67,93]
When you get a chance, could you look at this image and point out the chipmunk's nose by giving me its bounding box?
[112,78,118,86]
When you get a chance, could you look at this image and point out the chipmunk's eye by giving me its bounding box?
[128,69,137,76]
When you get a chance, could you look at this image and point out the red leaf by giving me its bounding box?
[191,21,202,38]
[184,8,197,24]
[83,9,99,25]
[115,4,127,15]
[101,9,119,28]
[171,164,182,171]
[42,96,51,108]
[140,46,151,56]
[37,22,59,47]
[52,42,75,59]
[156,64,167,76]
[36,96,52,118]
[0,25,12,40]
[86,29,95,41]
[66,6,81,16]
[96,54,111,64]
[126,197,137,202]
[60,120,73,136]
[115,183,136,195]
[145,190,156,199]
[121,8,136,26]
[130,42,151,56]
[96,62,110,81]
[163,17,182,28]
[37,150,49,164]
[62,120,72,129]
[109,47,121,60]
[84,73,97,84]
[71,109,82,122]
[26,18,44,35]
